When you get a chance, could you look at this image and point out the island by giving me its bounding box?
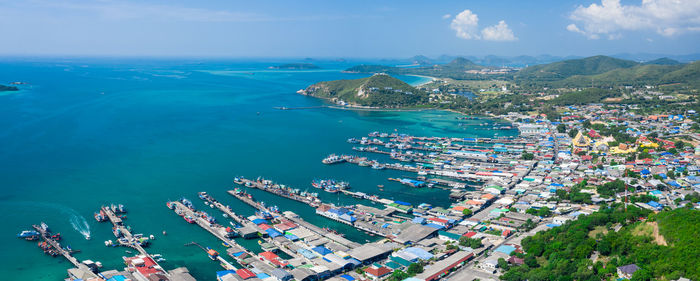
[300,73,460,108]
[269,63,320,70]
[0,84,19,92]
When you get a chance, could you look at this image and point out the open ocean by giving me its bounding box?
[0,58,517,280]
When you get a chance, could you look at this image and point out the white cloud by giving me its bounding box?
[450,10,480,39]
[442,14,452,19]
[449,9,516,41]
[481,20,517,41]
[567,0,700,39]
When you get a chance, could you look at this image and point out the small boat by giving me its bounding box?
[125,250,132,254]
[40,222,50,233]
[85,234,91,240]
[17,230,40,239]
[162,231,167,235]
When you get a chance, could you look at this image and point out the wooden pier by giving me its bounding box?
[32,224,99,279]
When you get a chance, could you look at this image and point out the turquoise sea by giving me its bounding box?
[0,58,516,280]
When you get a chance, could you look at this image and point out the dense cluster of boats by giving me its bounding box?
[311,179,349,193]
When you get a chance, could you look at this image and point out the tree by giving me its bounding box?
[498,258,510,270]
[525,255,539,268]
[407,263,424,275]
[388,270,409,281]
[631,268,652,281]
[462,209,473,216]
[522,153,535,160]
[537,207,552,217]
[557,123,567,133]
[459,236,483,248]
[568,128,579,138]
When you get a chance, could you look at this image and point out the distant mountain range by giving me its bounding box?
[515,55,700,89]
[376,53,700,68]
[344,55,699,89]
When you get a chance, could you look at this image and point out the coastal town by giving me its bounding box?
[17,98,700,281]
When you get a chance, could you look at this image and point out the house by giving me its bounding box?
[617,264,640,279]
[438,231,461,243]
[363,264,392,280]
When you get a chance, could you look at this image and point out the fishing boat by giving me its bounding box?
[183,215,196,224]
[17,230,40,240]
[180,198,194,209]
[322,154,345,164]
[371,164,385,170]
[40,222,50,233]
[94,210,107,222]
[311,179,349,193]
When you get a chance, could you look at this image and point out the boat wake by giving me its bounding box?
[69,213,91,240]
[4,201,92,239]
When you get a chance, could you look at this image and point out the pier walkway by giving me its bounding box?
[227,190,361,249]
[32,224,98,279]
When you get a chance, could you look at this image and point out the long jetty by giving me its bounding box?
[234,177,321,207]
[102,206,148,256]
[167,201,246,270]
[227,189,361,249]
[32,224,98,279]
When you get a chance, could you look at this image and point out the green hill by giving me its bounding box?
[303,74,430,107]
[661,60,700,88]
[644,57,682,65]
[550,61,699,88]
[515,55,640,82]
[501,205,700,281]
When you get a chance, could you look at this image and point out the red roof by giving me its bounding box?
[463,231,477,238]
[260,251,279,260]
[364,266,392,278]
[237,268,256,279]
[428,217,448,224]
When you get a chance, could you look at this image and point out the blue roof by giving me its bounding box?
[265,228,282,238]
[106,277,128,281]
[495,245,517,255]
[403,247,434,260]
[340,274,355,281]
[648,201,663,208]
[312,246,333,255]
[394,201,411,206]
[425,223,445,230]
[256,273,270,279]
[412,217,425,224]
[252,219,268,225]
[284,234,299,241]
[216,270,237,277]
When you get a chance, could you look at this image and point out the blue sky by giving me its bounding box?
[0,0,698,58]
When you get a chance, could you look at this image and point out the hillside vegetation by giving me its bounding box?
[303,74,431,107]
[515,56,640,83]
[516,56,699,89]
[500,206,700,281]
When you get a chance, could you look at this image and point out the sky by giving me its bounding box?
[0,0,699,58]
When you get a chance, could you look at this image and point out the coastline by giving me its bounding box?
[407,75,437,87]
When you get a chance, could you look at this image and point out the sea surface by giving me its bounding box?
[0,58,517,280]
